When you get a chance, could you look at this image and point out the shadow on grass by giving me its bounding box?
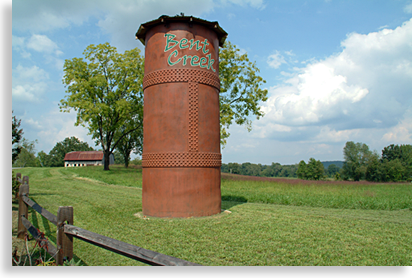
[29,212,88,265]
[221,195,248,210]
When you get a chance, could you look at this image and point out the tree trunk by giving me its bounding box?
[123,150,131,168]
[104,150,110,171]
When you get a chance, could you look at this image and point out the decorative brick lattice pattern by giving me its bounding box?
[142,68,221,168]
[143,68,220,90]
[188,82,199,152]
[142,152,222,168]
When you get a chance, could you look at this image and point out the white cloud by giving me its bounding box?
[12,84,46,103]
[12,0,100,32]
[27,34,59,54]
[13,34,64,70]
[12,0,265,52]
[404,3,412,14]
[12,35,25,49]
[25,118,43,130]
[261,62,370,126]
[267,51,286,69]
[17,107,95,154]
[12,0,215,51]
[14,64,49,81]
[382,109,412,143]
[35,107,96,153]
[96,0,216,52]
[258,18,412,144]
[267,50,297,69]
[12,35,31,59]
[221,124,344,164]
[12,65,49,103]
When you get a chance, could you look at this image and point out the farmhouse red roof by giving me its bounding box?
[64,151,103,161]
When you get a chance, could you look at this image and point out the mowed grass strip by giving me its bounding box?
[13,167,412,266]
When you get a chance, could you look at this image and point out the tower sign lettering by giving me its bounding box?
[164,33,216,72]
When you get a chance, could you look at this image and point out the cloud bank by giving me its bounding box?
[257,18,412,148]
[12,0,265,52]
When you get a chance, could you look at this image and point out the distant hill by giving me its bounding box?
[321,161,344,169]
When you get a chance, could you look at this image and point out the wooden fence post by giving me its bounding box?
[17,176,29,239]
[57,206,74,265]
[15,173,21,198]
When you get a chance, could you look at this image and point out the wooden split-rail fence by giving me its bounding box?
[15,173,201,266]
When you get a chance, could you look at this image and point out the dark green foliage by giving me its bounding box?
[341,141,376,181]
[380,144,412,181]
[12,111,23,163]
[116,124,143,168]
[13,138,40,167]
[11,110,23,198]
[367,143,412,182]
[297,158,324,180]
[222,162,298,178]
[44,136,94,167]
[326,164,340,178]
[297,160,307,179]
[342,142,412,182]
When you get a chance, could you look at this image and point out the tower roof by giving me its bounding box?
[135,15,228,47]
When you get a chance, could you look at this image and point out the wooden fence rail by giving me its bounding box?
[15,173,201,266]
[20,216,59,259]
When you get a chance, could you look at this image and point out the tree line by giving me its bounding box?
[222,142,411,182]
[221,160,341,179]
[11,124,140,169]
[221,162,299,178]
[341,141,412,182]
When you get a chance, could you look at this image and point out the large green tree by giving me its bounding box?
[297,160,307,179]
[369,144,412,182]
[297,158,324,180]
[381,144,412,179]
[219,41,268,145]
[60,43,144,170]
[341,141,376,181]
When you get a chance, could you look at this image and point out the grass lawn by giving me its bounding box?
[12,166,412,266]
[221,175,412,210]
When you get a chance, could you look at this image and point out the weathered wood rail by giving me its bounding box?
[15,173,201,266]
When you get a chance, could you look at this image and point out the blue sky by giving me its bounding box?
[10,0,412,165]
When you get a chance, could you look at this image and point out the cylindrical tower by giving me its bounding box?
[135,15,227,218]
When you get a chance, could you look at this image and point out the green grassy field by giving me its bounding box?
[12,166,412,266]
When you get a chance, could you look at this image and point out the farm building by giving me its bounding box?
[64,151,114,167]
